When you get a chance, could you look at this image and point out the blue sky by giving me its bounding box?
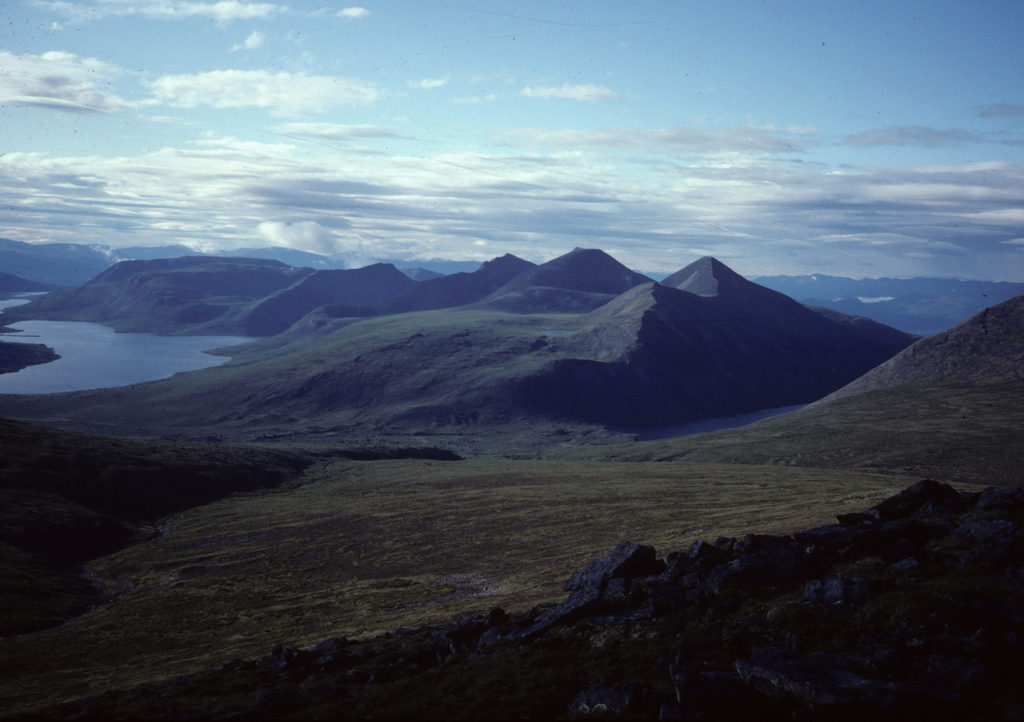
[2,0,1024,279]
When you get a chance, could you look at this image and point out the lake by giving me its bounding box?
[0,319,254,394]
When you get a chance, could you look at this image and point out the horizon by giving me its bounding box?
[3,1,1024,281]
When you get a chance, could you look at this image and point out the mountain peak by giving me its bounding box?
[661,256,747,297]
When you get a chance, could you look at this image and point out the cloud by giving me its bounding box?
[495,126,807,154]
[231,30,264,51]
[453,93,499,104]
[337,7,370,19]
[257,220,341,254]
[841,125,981,148]
[146,70,379,114]
[2,133,1022,279]
[409,78,448,90]
[34,0,283,23]
[0,50,125,113]
[273,122,401,141]
[979,104,1024,118]
[520,83,619,101]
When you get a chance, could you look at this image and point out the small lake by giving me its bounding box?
[615,404,805,441]
[0,320,254,394]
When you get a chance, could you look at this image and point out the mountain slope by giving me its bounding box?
[240,263,416,335]
[515,259,915,425]
[6,256,315,335]
[615,293,1024,484]
[377,253,536,313]
[479,247,652,312]
[822,293,1024,399]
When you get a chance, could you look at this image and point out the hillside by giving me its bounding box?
[0,340,60,374]
[239,263,416,335]
[377,253,536,313]
[516,258,914,425]
[612,293,1024,485]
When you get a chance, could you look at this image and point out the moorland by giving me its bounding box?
[0,246,1021,719]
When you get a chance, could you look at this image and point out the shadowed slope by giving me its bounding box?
[240,264,416,335]
[516,259,915,425]
[376,254,536,313]
[480,248,652,312]
[614,294,1024,484]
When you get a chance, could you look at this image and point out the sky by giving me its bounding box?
[2,1,1024,279]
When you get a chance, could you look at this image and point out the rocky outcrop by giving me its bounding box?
[36,480,1024,719]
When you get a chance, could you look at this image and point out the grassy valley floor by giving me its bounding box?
[0,458,917,716]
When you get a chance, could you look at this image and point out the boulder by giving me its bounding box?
[869,480,963,521]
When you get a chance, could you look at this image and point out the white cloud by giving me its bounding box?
[34,0,283,23]
[409,78,448,90]
[146,70,380,114]
[257,220,339,254]
[453,93,498,104]
[520,83,619,101]
[495,126,806,154]
[273,122,399,141]
[337,7,370,19]
[231,30,264,51]
[0,50,125,113]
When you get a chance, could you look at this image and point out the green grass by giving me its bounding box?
[0,457,911,716]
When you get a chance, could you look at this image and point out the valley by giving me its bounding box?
[0,248,1021,718]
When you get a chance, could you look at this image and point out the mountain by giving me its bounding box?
[239,264,416,336]
[753,273,1024,335]
[0,271,55,294]
[0,238,115,287]
[479,247,652,312]
[624,293,1024,484]
[515,258,916,425]
[0,255,915,447]
[6,256,314,335]
[377,253,536,313]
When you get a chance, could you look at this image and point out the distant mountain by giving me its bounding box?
[6,256,314,335]
[753,273,1024,335]
[379,254,536,313]
[0,238,114,287]
[822,293,1024,400]
[517,258,915,425]
[480,247,652,312]
[240,264,416,336]
[399,267,445,282]
[0,271,55,294]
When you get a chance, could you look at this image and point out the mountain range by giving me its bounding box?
[0,249,916,442]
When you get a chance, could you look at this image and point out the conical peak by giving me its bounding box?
[662,256,746,297]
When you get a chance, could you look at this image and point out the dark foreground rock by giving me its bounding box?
[34,480,1024,720]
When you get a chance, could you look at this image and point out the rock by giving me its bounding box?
[522,542,665,639]
[707,539,809,593]
[569,680,642,716]
[804,576,872,604]
[735,646,924,712]
[564,541,665,592]
[870,479,962,521]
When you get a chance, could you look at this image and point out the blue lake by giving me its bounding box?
[0,319,254,394]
